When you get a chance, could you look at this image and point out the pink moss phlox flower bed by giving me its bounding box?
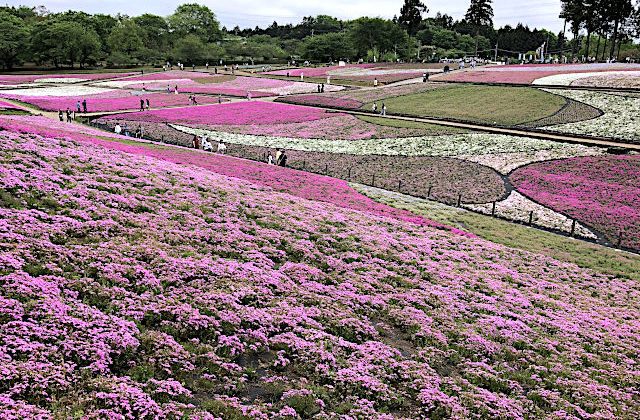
[0,115,456,234]
[106,102,335,125]
[0,72,135,85]
[1,129,640,418]
[437,63,640,85]
[0,100,21,110]
[510,155,640,251]
[130,76,319,97]
[116,70,221,82]
[265,64,379,77]
[9,92,222,112]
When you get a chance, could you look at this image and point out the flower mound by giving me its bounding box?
[510,155,640,250]
[106,102,335,125]
[1,130,639,418]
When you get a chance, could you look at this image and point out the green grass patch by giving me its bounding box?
[355,184,640,281]
[0,109,30,115]
[369,85,567,126]
[356,114,467,134]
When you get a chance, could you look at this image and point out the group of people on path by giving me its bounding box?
[139,98,151,111]
[267,149,288,167]
[191,135,226,154]
[58,99,89,122]
[372,102,387,116]
[316,84,326,93]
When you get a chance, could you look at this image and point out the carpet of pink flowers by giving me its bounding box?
[123,75,329,97]
[3,92,222,112]
[0,100,21,111]
[1,127,639,419]
[510,155,640,251]
[0,72,134,85]
[437,63,640,85]
[0,115,455,233]
[106,102,335,126]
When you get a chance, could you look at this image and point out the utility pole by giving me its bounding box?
[494,41,498,62]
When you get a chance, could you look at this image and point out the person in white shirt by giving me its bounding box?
[202,137,213,152]
[267,152,274,165]
[114,124,122,134]
[217,141,227,154]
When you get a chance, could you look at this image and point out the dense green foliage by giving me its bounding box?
[0,1,638,69]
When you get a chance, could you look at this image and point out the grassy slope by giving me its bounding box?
[369,85,567,126]
[354,184,640,281]
[355,114,468,134]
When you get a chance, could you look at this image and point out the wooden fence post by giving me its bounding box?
[491,202,496,217]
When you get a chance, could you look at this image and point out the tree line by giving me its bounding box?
[0,0,638,70]
[560,0,640,61]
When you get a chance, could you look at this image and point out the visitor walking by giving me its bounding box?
[372,102,378,113]
[327,75,331,85]
[423,72,428,82]
[300,72,304,81]
[267,151,274,165]
[167,84,171,94]
[247,92,252,101]
[373,78,379,87]
[66,109,72,122]
[202,136,213,152]
[217,141,227,154]
[174,85,179,95]
[381,103,387,116]
[82,99,87,113]
[317,84,321,93]
[146,98,150,110]
[140,99,145,112]
[321,83,325,93]
[192,95,197,105]
[275,149,282,165]
[278,150,288,167]
[76,100,81,114]
[206,62,209,70]
[192,135,198,149]
[114,123,122,135]
[58,110,64,122]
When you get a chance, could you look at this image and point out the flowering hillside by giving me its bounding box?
[1,129,639,418]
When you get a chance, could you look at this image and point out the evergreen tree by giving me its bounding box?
[465,0,494,27]
[398,0,428,35]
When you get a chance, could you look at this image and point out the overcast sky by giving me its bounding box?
[7,0,565,32]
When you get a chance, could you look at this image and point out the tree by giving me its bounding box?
[302,32,355,62]
[107,19,144,64]
[0,11,29,69]
[31,19,101,68]
[349,18,412,60]
[606,0,633,59]
[464,0,494,56]
[465,0,494,27]
[172,34,206,63]
[560,0,584,56]
[168,4,221,43]
[398,0,428,35]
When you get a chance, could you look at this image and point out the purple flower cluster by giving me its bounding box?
[0,124,639,418]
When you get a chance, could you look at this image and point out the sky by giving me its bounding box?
[6,0,565,33]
